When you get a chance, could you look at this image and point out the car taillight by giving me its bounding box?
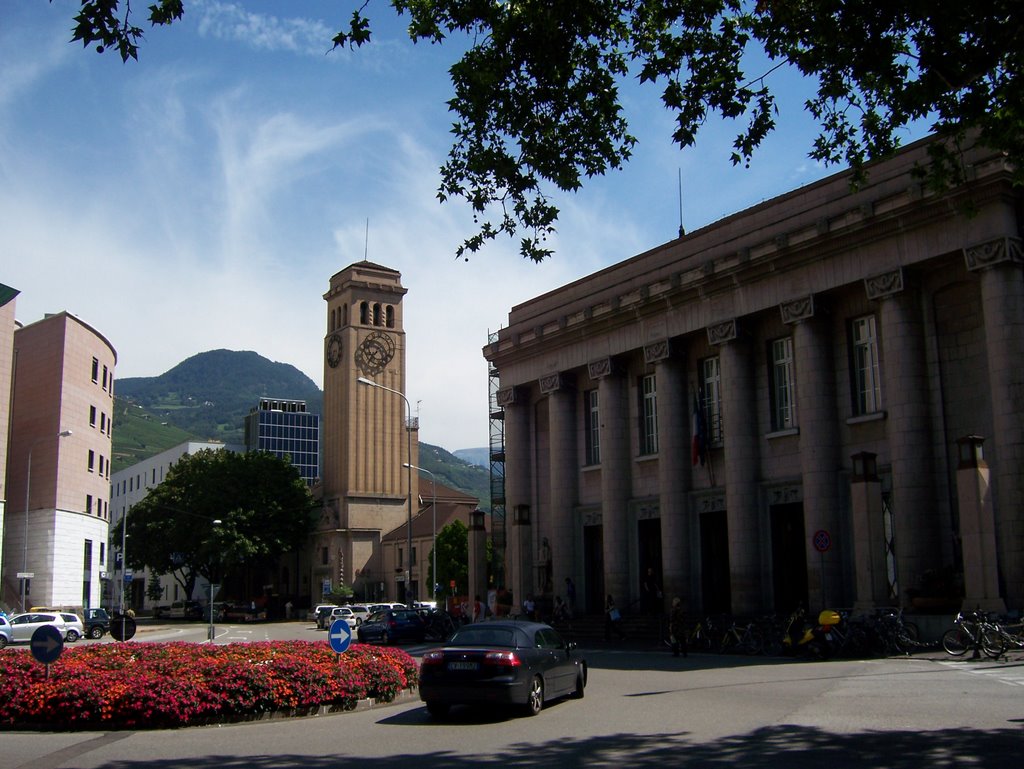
[484,651,521,667]
[421,650,445,666]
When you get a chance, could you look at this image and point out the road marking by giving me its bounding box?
[938,658,1024,688]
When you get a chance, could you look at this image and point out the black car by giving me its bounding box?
[418,620,587,717]
[83,607,110,639]
[356,609,426,645]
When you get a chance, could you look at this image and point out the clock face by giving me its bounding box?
[355,331,396,375]
[326,334,343,368]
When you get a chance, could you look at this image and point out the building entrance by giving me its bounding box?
[770,502,808,613]
[583,525,604,614]
[700,511,731,615]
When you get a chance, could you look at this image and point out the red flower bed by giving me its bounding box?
[0,641,418,730]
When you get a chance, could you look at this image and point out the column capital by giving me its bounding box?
[539,372,575,394]
[706,319,737,346]
[496,386,522,407]
[964,236,1023,272]
[643,339,671,365]
[780,295,815,325]
[864,268,904,300]
[588,357,623,380]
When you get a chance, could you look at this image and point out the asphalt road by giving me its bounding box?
[4,621,1023,769]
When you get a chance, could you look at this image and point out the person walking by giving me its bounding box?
[564,577,577,615]
[604,595,627,641]
[669,596,688,658]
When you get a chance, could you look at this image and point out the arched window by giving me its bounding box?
[373,303,382,326]
[386,305,395,328]
[360,301,369,325]
[343,303,348,327]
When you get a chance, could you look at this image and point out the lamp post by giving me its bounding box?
[404,462,437,603]
[358,376,415,607]
[208,518,222,643]
[22,429,72,612]
[119,510,128,615]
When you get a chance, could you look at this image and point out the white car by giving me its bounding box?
[8,612,78,643]
[0,615,11,648]
[347,605,371,624]
[325,606,358,629]
[58,612,86,642]
[308,604,337,623]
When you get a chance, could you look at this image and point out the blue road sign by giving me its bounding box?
[30,625,64,665]
[328,618,353,654]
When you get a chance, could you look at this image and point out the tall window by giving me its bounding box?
[91,357,99,382]
[851,315,882,414]
[639,374,658,455]
[89,405,97,427]
[701,357,723,444]
[585,389,601,465]
[88,450,95,473]
[771,337,796,430]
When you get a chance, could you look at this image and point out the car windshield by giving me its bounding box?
[449,627,519,648]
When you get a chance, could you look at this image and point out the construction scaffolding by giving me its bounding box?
[487,330,506,587]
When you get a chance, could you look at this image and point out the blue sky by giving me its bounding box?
[1,1,927,451]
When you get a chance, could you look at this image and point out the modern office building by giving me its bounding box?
[485,134,1023,619]
[244,398,320,486]
[2,311,116,611]
[0,285,19,601]
[108,440,245,612]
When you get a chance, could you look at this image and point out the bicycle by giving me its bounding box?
[941,610,1001,658]
[977,615,1024,659]
[718,616,763,655]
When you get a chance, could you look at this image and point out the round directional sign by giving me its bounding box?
[328,618,353,654]
[30,625,64,665]
[109,614,137,642]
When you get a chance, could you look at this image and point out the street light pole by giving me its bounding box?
[22,429,72,612]
[404,462,437,604]
[358,376,415,607]
[208,518,222,643]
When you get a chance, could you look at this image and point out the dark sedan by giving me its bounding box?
[356,609,426,644]
[418,620,587,718]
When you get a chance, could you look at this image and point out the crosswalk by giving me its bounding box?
[938,656,1024,688]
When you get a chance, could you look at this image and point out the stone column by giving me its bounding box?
[499,387,532,615]
[849,452,889,610]
[711,320,762,615]
[965,237,1024,605]
[955,436,1006,613]
[650,341,691,609]
[468,509,488,621]
[541,373,577,601]
[783,297,843,608]
[868,268,939,606]
[590,357,630,608]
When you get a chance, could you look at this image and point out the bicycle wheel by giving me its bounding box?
[942,626,972,656]
[981,628,1006,659]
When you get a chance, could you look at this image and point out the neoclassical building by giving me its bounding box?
[485,135,1022,619]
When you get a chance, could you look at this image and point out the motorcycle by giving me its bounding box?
[781,607,844,659]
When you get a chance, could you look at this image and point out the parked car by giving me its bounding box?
[356,609,427,645]
[308,604,337,623]
[314,605,339,629]
[58,612,86,642]
[418,620,587,718]
[82,608,110,639]
[0,615,11,648]
[323,606,358,630]
[8,612,70,643]
[347,605,371,624]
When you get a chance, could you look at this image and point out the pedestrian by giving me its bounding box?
[553,595,570,625]
[523,595,536,621]
[669,596,688,657]
[564,577,577,615]
[641,567,662,615]
[605,595,626,640]
[284,600,293,620]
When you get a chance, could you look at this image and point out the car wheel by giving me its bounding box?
[88,626,104,639]
[524,676,544,716]
[0,636,7,649]
[65,630,80,642]
[572,670,586,699]
[426,702,450,718]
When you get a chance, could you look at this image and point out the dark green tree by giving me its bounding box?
[63,1,1022,261]
[432,519,469,597]
[112,449,316,601]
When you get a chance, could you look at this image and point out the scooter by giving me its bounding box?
[781,607,843,658]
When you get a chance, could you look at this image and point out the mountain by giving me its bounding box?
[111,349,491,510]
[453,448,489,468]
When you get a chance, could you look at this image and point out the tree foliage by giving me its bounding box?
[114,449,316,599]
[432,519,468,596]
[63,1,1022,261]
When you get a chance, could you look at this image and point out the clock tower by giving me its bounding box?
[318,261,418,600]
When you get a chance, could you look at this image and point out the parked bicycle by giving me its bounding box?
[941,610,1001,658]
[976,614,1024,659]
